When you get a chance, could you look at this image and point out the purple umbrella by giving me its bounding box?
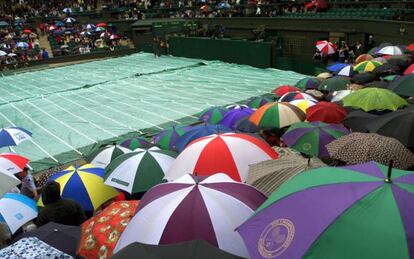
[114,173,267,258]
[152,125,191,151]
[220,106,254,130]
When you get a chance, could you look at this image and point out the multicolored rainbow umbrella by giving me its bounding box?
[198,106,228,124]
[42,164,118,211]
[282,121,349,157]
[220,106,254,130]
[0,153,29,175]
[353,60,382,73]
[272,86,300,97]
[279,92,317,102]
[355,53,373,64]
[118,136,152,150]
[247,96,273,109]
[288,99,317,113]
[152,125,190,151]
[237,161,414,259]
[295,77,321,90]
[248,102,305,129]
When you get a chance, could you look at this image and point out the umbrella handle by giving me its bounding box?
[385,160,394,183]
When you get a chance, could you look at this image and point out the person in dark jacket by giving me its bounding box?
[35,181,87,227]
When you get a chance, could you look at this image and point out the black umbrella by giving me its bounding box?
[12,222,81,257]
[387,55,412,70]
[366,108,414,148]
[372,63,401,77]
[351,72,377,84]
[235,117,260,133]
[364,80,391,89]
[342,110,378,132]
[111,240,245,259]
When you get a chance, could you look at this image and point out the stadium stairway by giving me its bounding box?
[38,33,54,58]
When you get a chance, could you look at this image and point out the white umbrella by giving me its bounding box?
[0,171,20,196]
[0,50,7,56]
[64,17,76,23]
[378,46,403,56]
[63,8,72,13]
[86,145,131,168]
[7,53,17,57]
[0,193,38,233]
[331,90,352,102]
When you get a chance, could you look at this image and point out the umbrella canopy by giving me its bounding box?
[279,92,317,102]
[114,173,267,258]
[44,164,118,211]
[152,125,190,151]
[364,80,391,89]
[12,222,80,257]
[0,50,7,56]
[342,88,408,112]
[378,46,403,56]
[22,29,31,34]
[16,42,28,48]
[0,127,32,148]
[403,63,414,75]
[237,161,414,259]
[95,27,105,32]
[272,85,300,96]
[0,21,9,27]
[104,148,177,194]
[78,201,139,259]
[316,72,332,79]
[198,106,228,124]
[318,77,350,92]
[316,40,336,55]
[289,99,317,113]
[247,96,273,109]
[355,53,373,64]
[118,136,152,150]
[247,153,325,196]
[295,77,321,90]
[304,89,324,100]
[387,55,412,70]
[112,240,244,259]
[248,102,305,129]
[0,153,29,175]
[175,124,232,152]
[342,110,378,132]
[352,72,377,84]
[86,24,96,30]
[383,74,401,82]
[63,7,72,13]
[327,63,347,72]
[96,22,107,27]
[390,74,414,97]
[165,133,278,182]
[306,101,348,124]
[85,145,131,168]
[64,17,76,23]
[282,121,349,157]
[336,65,355,77]
[326,132,414,169]
[235,117,260,133]
[220,106,254,130]
[0,193,38,233]
[353,61,382,73]
[0,237,72,258]
[0,171,20,197]
[366,108,414,148]
[372,63,401,77]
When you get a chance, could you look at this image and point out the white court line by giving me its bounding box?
[0,110,60,163]
[26,100,98,144]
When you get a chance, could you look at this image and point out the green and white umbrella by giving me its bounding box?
[86,145,131,168]
[104,147,177,194]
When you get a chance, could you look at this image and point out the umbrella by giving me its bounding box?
[248,102,305,129]
[220,106,254,130]
[114,173,267,258]
[200,5,213,12]
[304,89,324,99]
[295,77,321,90]
[318,77,350,92]
[104,148,177,194]
[152,125,190,151]
[403,63,414,75]
[42,164,118,212]
[118,136,152,150]
[22,29,31,34]
[110,34,120,40]
[12,222,81,257]
[353,61,382,73]
[0,127,32,148]
[326,132,414,169]
[282,121,349,157]
[326,63,347,72]
[86,24,96,30]
[7,53,17,57]
[336,65,355,77]
[237,161,414,259]
[16,42,28,48]
[378,46,403,56]
[63,7,72,13]
[387,55,412,70]
[352,72,377,84]
[306,101,348,124]
[198,106,228,124]
[342,88,408,112]
[165,133,278,182]
[64,17,76,23]
[272,85,300,96]
[235,117,260,133]
[407,43,414,52]
[0,237,72,258]
[55,21,64,27]
[95,27,106,32]
[279,92,317,102]
[372,63,400,77]
[390,74,414,97]
[85,145,131,168]
[364,80,390,89]
[96,22,107,27]
[0,193,38,233]
[316,72,332,79]
[366,108,414,148]
[355,53,373,64]
[342,110,378,132]
[0,153,29,175]
[247,153,326,196]
[288,99,317,113]
[0,21,9,27]
[383,74,401,82]
[78,201,139,259]
[0,171,20,196]
[112,240,244,259]
[316,40,336,55]
[175,124,232,152]
[247,96,273,109]
[0,50,6,56]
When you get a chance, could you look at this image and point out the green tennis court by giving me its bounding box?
[0,52,305,172]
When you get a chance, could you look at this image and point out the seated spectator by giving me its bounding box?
[42,48,49,59]
[15,167,38,200]
[35,181,87,227]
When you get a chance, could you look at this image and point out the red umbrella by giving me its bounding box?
[96,22,107,27]
[23,29,32,34]
[272,85,300,96]
[316,40,336,55]
[404,63,414,75]
[406,44,414,52]
[306,101,348,124]
[0,153,29,174]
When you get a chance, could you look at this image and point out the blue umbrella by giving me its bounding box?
[55,21,64,27]
[220,106,254,130]
[175,124,232,152]
[16,42,28,48]
[327,63,348,72]
[0,127,32,148]
[0,21,9,27]
[0,193,38,233]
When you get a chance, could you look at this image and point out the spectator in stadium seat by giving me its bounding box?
[15,167,38,200]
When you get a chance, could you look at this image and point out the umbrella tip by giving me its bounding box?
[385,160,394,183]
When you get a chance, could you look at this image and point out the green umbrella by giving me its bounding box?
[318,77,350,92]
[247,96,273,109]
[295,77,322,90]
[118,136,153,150]
[342,88,408,112]
[353,61,382,73]
[152,125,189,151]
[85,145,131,168]
[198,106,228,124]
[390,74,414,97]
[382,75,400,82]
[104,147,177,194]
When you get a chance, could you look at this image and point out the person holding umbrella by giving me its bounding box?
[15,167,38,200]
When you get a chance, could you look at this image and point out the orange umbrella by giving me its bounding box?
[78,201,139,259]
[355,54,373,64]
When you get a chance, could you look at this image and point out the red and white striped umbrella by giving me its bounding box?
[316,40,336,55]
[0,153,29,174]
[165,133,278,182]
[113,173,267,258]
